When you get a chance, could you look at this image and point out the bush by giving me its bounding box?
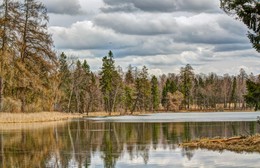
[1,97,22,113]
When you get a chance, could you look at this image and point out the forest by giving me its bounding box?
[0,0,259,114]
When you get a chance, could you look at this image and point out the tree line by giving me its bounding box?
[57,50,260,114]
[0,0,259,113]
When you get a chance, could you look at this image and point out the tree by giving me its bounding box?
[58,52,71,111]
[237,68,248,109]
[166,91,184,111]
[151,75,159,111]
[161,79,170,108]
[180,64,194,109]
[161,78,178,109]
[244,80,260,111]
[131,66,151,113]
[100,51,121,115]
[220,0,260,52]
[230,77,237,109]
[125,64,134,85]
[0,0,20,110]
[123,65,135,113]
[12,0,57,112]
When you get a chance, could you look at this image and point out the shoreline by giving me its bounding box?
[0,112,83,123]
[180,134,260,153]
[0,110,257,124]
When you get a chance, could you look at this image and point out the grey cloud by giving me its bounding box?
[173,26,247,45]
[102,0,219,13]
[94,12,249,47]
[49,21,137,51]
[173,14,249,45]
[40,0,82,15]
[214,43,252,52]
[101,3,139,13]
[94,13,177,35]
[46,0,260,76]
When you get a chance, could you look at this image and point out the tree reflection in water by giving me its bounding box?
[0,120,259,167]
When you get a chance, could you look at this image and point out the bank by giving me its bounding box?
[180,134,260,153]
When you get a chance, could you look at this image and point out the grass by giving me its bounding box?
[180,134,260,153]
[0,111,151,124]
[0,112,83,123]
[0,121,67,131]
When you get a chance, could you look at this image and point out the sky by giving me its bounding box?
[40,0,260,76]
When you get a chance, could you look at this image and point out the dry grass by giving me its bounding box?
[0,120,67,131]
[0,111,151,124]
[0,112,83,123]
[180,134,260,153]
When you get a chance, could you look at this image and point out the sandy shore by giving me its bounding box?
[180,134,260,153]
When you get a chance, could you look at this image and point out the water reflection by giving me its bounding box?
[0,120,260,167]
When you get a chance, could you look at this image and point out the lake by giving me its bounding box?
[1,112,260,167]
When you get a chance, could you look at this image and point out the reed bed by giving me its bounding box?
[0,112,83,123]
[181,134,260,153]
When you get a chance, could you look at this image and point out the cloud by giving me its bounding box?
[94,13,178,35]
[40,0,82,15]
[47,0,260,76]
[49,21,136,51]
[94,12,248,46]
[101,0,219,13]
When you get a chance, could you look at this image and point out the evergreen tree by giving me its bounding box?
[131,66,151,113]
[221,0,260,52]
[244,79,260,111]
[99,51,121,115]
[58,52,71,111]
[125,64,134,85]
[123,65,135,113]
[151,75,159,111]
[180,64,194,109]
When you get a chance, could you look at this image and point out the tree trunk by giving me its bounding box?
[0,133,4,167]
[0,77,2,111]
[68,89,73,113]
[111,85,119,113]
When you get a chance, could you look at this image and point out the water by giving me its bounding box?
[0,112,260,167]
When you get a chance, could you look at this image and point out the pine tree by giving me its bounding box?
[100,51,121,115]
[125,64,134,85]
[180,64,194,109]
[58,52,71,111]
[151,75,159,111]
[244,80,260,111]
[221,0,260,52]
[123,65,134,113]
[131,66,151,113]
